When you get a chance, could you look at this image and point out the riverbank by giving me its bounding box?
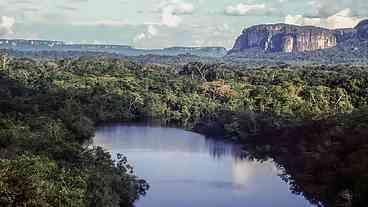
[193,108,368,207]
[93,124,315,207]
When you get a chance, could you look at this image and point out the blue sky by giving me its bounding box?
[0,0,367,48]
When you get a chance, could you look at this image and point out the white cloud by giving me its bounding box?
[309,0,368,18]
[147,25,158,36]
[158,0,194,14]
[161,5,182,27]
[174,2,194,14]
[285,15,322,26]
[224,3,272,16]
[158,0,194,27]
[285,8,366,29]
[133,24,159,43]
[0,16,15,36]
[133,33,146,42]
[132,22,238,49]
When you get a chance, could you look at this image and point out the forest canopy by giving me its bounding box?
[0,55,368,206]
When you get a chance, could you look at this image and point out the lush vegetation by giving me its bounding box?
[1,55,368,206]
[0,56,149,207]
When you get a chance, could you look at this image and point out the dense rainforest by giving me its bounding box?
[0,55,367,207]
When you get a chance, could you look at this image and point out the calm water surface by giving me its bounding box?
[93,124,315,207]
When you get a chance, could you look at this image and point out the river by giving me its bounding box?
[93,124,315,207]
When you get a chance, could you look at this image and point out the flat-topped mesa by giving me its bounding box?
[230,24,337,53]
[229,20,368,54]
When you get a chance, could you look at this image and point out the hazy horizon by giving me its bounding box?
[0,0,367,49]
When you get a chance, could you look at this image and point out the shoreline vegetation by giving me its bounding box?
[1,55,367,207]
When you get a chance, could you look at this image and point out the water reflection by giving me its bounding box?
[93,124,315,207]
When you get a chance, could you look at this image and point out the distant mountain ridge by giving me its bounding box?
[2,19,368,63]
[228,19,368,55]
[0,39,227,58]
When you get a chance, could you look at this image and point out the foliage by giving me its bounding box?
[0,154,86,207]
[1,55,368,206]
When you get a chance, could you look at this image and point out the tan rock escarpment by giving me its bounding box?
[229,20,368,54]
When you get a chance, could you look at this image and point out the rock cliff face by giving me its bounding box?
[229,20,368,54]
[356,20,368,40]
